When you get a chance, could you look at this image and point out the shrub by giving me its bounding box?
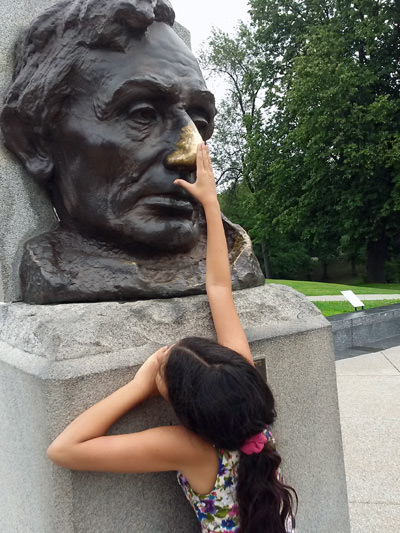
[385,256,400,283]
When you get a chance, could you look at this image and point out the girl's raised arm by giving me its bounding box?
[174,144,253,365]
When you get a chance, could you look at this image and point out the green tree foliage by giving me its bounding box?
[199,24,267,190]
[202,0,400,281]
[252,0,400,281]
[278,1,400,281]
[200,25,292,277]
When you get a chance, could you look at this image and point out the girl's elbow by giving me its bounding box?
[46,441,73,468]
[47,441,62,464]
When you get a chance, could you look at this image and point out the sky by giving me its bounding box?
[172,1,250,54]
[171,1,251,102]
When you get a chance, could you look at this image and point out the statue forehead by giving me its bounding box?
[76,23,208,92]
[70,22,215,117]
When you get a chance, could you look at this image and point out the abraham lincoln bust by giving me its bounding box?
[1,0,263,304]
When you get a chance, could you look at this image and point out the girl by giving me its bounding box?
[47,143,297,533]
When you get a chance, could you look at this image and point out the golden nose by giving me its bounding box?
[166,121,203,168]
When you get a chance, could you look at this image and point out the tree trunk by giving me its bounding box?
[261,240,271,279]
[351,259,357,278]
[367,233,387,282]
[322,261,329,281]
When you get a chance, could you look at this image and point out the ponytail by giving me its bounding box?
[237,440,297,532]
[165,338,297,531]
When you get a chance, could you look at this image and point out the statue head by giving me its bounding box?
[1,0,216,252]
[1,0,263,304]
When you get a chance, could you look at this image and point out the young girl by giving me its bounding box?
[47,143,297,533]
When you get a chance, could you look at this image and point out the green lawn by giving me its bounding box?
[313,300,400,317]
[350,282,400,292]
[265,279,400,296]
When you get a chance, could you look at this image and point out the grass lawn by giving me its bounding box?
[313,299,400,317]
[351,282,400,292]
[265,279,400,296]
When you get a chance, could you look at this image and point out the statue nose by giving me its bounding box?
[166,121,203,169]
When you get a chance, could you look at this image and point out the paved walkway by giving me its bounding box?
[335,346,400,532]
[308,294,400,301]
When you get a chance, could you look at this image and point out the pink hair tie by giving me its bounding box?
[240,432,268,455]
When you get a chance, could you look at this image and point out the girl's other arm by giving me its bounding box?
[174,144,253,365]
[46,346,184,471]
[46,347,215,477]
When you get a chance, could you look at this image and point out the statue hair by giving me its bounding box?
[1,0,175,181]
[165,337,297,533]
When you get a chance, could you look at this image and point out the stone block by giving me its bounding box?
[0,285,351,532]
[0,0,60,302]
[329,304,400,352]
[173,21,191,48]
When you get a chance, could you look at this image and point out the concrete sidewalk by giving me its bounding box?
[309,294,400,301]
[335,346,400,532]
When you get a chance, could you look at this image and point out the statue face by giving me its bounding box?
[49,22,215,251]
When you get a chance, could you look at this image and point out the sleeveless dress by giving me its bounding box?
[177,426,296,533]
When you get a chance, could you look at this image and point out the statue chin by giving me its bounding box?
[146,231,200,254]
[137,222,201,254]
[106,228,201,255]
[71,214,202,255]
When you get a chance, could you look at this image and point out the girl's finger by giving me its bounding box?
[196,143,205,172]
[198,145,213,181]
[204,146,212,172]
[174,178,192,192]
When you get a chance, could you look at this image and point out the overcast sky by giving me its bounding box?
[171,1,251,101]
[172,1,250,54]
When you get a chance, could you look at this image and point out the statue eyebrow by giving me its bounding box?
[94,79,215,121]
[94,79,179,119]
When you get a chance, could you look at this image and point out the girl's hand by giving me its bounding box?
[131,346,169,398]
[174,143,217,207]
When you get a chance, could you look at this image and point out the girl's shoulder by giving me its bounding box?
[176,429,220,495]
[151,424,216,469]
[177,447,240,532]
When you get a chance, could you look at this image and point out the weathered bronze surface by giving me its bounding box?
[1,0,264,304]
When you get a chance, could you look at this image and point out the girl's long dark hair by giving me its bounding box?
[165,337,297,533]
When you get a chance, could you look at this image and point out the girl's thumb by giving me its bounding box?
[174,179,191,191]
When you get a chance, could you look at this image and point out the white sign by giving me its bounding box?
[341,290,364,310]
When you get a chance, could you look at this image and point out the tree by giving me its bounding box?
[200,16,336,279]
[199,24,268,190]
[249,0,400,281]
[202,1,400,281]
[200,24,286,277]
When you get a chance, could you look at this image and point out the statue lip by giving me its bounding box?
[139,194,194,217]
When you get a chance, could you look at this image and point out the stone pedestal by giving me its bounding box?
[0,285,351,532]
[1,4,350,531]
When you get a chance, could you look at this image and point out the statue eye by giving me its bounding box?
[126,103,158,125]
[188,109,210,137]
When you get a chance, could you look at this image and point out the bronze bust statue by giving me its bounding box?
[1,0,264,304]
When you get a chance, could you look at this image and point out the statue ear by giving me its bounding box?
[1,108,54,183]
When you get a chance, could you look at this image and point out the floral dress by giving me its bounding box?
[177,447,241,532]
[177,427,296,533]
